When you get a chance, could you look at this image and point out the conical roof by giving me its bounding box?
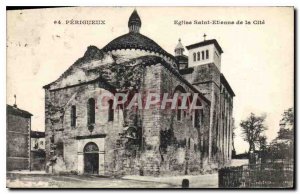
[128,9,141,28]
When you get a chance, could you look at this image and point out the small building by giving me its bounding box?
[31,131,46,170]
[7,104,32,171]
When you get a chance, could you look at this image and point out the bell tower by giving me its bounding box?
[186,35,223,71]
[185,35,225,163]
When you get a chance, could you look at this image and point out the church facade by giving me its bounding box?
[44,10,235,176]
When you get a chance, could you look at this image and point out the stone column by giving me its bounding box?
[99,152,105,175]
[77,153,84,174]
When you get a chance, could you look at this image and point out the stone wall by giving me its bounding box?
[182,62,234,167]
[45,60,214,176]
[7,114,31,171]
[138,63,211,175]
[44,49,236,176]
[45,81,126,175]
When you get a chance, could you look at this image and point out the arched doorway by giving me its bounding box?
[84,142,99,174]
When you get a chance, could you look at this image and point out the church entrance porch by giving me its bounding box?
[84,142,99,174]
[76,135,105,175]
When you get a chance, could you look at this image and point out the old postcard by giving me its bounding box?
[6,6,294,188]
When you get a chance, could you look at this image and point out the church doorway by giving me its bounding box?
[83,142,99,174]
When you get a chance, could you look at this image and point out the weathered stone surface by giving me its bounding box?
[7,105,31,171]
[44,11,234,176]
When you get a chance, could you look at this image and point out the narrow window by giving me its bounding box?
[87,98,95,125]
[108,99,114,122]
[193,53,196,61]
[56,142,64,158]
[201,51,205,60]
[71,105,76,127]
[206,50,209,59]
[197,52,200,61]
[194,110,199,128]
[177,99,182,121]
[194,100,202,128]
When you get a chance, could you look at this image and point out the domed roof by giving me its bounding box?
[102,32,174,59]
[102,10,174,60]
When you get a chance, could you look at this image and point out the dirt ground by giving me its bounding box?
[7,160,248,188]
[7,172,219,188]
[7,173,176,188]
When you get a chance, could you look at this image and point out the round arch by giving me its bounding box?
[84,142,99,153]
[83,142,99,174]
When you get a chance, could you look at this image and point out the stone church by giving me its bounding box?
[43,10,235,176]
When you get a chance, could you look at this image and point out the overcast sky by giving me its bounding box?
[7,7,294,153]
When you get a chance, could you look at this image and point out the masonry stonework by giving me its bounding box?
[44,10,235,176]
[7,105,32,171]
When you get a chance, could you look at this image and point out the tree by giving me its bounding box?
[257,135,268,163]
[278,108,294,140]
[269,108,294,161]
[240,113,267,153]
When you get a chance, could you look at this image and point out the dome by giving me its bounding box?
[102,10,174,60]
[102,32,174,59]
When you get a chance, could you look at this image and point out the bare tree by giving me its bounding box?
[240,113,267,153]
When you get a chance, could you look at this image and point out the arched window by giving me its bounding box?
[193,53,196,61]
[108,99,114,122]
[206,50,209,59]
[201,51,205,60]
[71,105,76,127]
[177,99,182,121]
[87,98,95,125]
[197,52,200,61]
[174,85,189,121]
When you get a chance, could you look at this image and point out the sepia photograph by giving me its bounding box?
[6,6,294,188]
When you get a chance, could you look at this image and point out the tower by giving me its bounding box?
[185,36,224,163]
[184,36,234,165]
[174,38,188,70]
[175,38,184,56]
[186,37,223,71]
[128,9,141,33]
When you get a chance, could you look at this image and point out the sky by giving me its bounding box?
[7,7,294,154]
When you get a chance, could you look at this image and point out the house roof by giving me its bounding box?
[31,131,45,138]
[7,104,33,118]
